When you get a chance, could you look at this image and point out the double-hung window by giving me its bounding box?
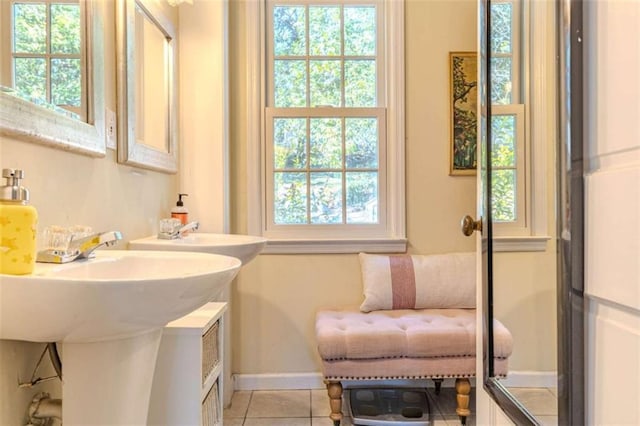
[490,0,526,233]
[490,0,553,250]
[250,0,405,253]
[1,0,85,120]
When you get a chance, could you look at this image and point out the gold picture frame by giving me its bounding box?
[449,52,478,175]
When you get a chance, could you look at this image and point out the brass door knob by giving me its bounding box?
[461,215,482,236]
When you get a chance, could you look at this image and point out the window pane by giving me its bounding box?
[491,57,512,104]
[345,118,378,168]
[51,4,81,54]
[310,118,342,169]
[274,60,307,107]
[274,172,307,224]
[14,57,46,104]
[309,6,341,56]
[273,6,306,56]
[310,172,342,224]
[310,60,341,107]
[344,6,376,56]
[346,172,377,224]
[490,3,512,54]
[274,118,307,169]
[345,60,376,107]
[13,3,47,54]
[51,58,81,107]
[491,114,516,167]
[491,169,516,222]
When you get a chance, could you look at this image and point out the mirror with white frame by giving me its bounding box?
[116,0,178,173]
[0,0,105,156]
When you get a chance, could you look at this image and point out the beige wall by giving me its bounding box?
[493,251,557,372]
[229,0,557,379]
[178,0,229,233]
[228,0,478,376]
[0,0,177,423]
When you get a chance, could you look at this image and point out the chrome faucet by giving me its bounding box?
[69,230,123,259]
[158,221,199,239]
[37,231,123,264]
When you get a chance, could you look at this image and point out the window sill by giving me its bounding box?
[262,238,408,254]
[493,236,551,252]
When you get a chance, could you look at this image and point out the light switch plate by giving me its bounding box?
[106,108,117,150]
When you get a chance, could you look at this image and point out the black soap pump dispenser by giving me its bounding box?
[171,193,189,225]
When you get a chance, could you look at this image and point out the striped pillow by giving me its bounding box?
[358,252,476,312]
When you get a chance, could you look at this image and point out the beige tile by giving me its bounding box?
[224,391,252,418]
[311,388,350,418]
[311,416,353,425]
[244,418,310,426]
[442,414,476,426]
[430,412,450,426]
[223,419,245,426]
[311,387,353,426]
[311,389,330,417]
[508,388,557,416]
[246,390,311,418]
[536,415,559,426]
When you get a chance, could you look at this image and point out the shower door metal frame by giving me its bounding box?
[481,0,586,424]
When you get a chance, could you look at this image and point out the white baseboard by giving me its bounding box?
[232,371,556,391]
[233,373,326,391]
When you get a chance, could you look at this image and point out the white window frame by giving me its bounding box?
[491,104,526,232]
[491,0,553,252]
[246,0,405,254]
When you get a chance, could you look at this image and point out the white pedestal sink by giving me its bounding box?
[0,250,241,425]
[128,232,267,265]
[129,233,267,406]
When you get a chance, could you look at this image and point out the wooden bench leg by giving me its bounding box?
[325,380,343,426]
[433,378,444,395]
[455,378,471,425]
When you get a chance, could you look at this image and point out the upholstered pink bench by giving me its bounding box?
[315,253,513,425]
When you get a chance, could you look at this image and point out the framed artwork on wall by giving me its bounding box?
[449,52,478,175]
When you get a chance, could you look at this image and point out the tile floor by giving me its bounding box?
[506,387,558,426]
[224,387,559,425]
[223,387,476,426]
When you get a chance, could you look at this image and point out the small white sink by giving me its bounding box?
[0,250,241,343]
[129,233,267,265]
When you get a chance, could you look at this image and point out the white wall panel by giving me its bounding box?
[588,0,640,160]
[584,1,640,425]
[586,299,640,426]
[585,167,640,311]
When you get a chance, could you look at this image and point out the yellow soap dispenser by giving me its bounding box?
[0,169,38,275]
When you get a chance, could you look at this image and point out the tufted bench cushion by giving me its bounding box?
[316,307,513,380]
